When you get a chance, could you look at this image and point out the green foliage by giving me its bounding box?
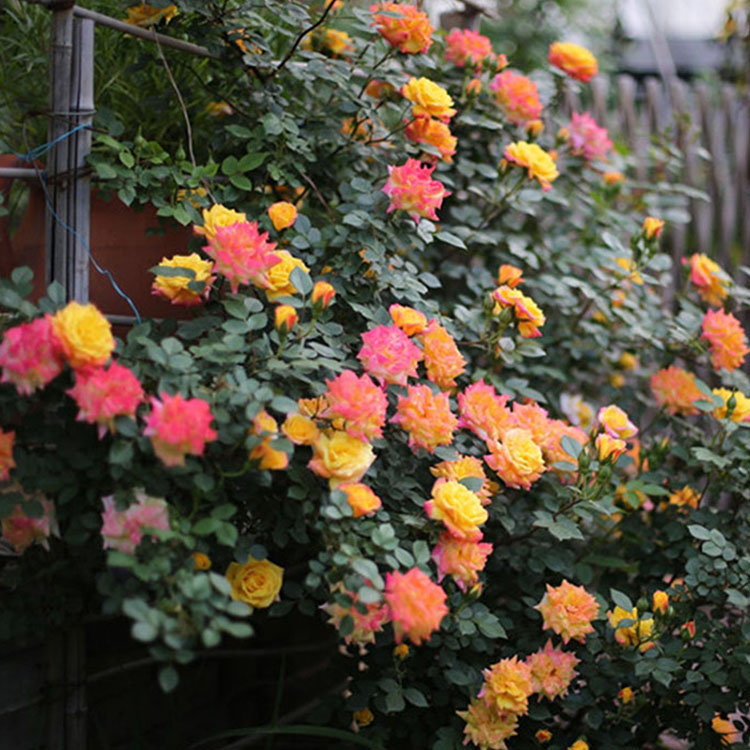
[1,2,750,749]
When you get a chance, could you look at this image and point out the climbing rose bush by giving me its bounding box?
[2,2,750,749]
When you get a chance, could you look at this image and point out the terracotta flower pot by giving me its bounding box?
[3,167,195,320]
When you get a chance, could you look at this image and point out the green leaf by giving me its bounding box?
[384,690,405,713]
[150,265,196,279]
[158,665,179,693]
[561,435,583,458]
[109,441,133,466]
[435,231,466,249]
[610,588,634,612]
[289,266,313,296]
[688,524,712,541]
[132,622,158,642]
[403,688,428,707]
[238,152,267,171]
[193,518,221,535]
[230,174,253,191]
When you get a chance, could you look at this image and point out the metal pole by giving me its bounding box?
[68,16,94,302]
[46,4,75,294]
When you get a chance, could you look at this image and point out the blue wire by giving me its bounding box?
[11,123,143,323]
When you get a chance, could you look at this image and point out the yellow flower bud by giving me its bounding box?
[274,305,298,332]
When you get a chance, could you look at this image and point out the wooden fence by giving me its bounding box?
[568,74,750,270]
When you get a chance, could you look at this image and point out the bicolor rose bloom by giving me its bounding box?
[203,220,281,294]
[490,70,543,125]
[432,533,492,591]
[0,428,15,481]
[322,583,390,645]
[479,656,534,715]
[548,41,598,82]
[458,380,514,442]
[597,405,638,439]
[685,253,729,307]
[404,117,457,162]
[0,316,64,396]
[357,324,423,386]
[424,479,488,541]
[560,393,595,429]
[391,384,458,453]
[267,201,297,231]
[458,698,519,750]
[503,142,559,192]
[701,309,749,372]
[389,304,428,336]
[370,3,433,54]
[1,494,57,553]
[444,28,494,68]
[100,490,169,554]
[143,392,218,467]
[492,286,547,338]
[511,401,551,446]
[535,580,599,643]
[264,250,310,301]
[249,410,289,471]
[382,158,450,223]
[608,606,656,652]
[526,639,579,701]
[66,362,144,438]
[568,111,612,162]
[485,428,545,490]
[151,252,214,306]
[339,482,382,518]
[308,429,376,488]
[420,320,466,390]
[274,305,298,333]
[401,77,456,122]
[430,455,496,505]
[384,567,448,645]
[712,388,750,423]
[51,302,115,370]
[226,555,283,608]
[193,203,247,239]
[650,366,703,415]
[323,370,388,441]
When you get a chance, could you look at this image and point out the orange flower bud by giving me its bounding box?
[652,590,669,614]
[618,686,634,704]
[192,551,211,570]
[535,729,553,743]
[642,216,665,239]
[274,304,298,332]
[466,77,482,96]
[603,170,624,185]
[312,280,336,308]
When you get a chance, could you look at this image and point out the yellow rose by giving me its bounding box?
[226,556,283,607]
[401,77,456,122]
[125,2,178,27]
[503,141,559,191]
[308,430,375,488]
[264,251,310,302]
[282,414,319,445]
[152,253,214,306]
[618,352,637,370]
[712,388,750,423]
[608,606,655,652]
[194,204,246,239]
[652,590,669,614]
[425,479,488,541]
[51,301,114,370]
[323,28,353,56]
[267,201,298,231]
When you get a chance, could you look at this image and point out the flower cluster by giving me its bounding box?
[100,490,170,554]
[370,3,433,54]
